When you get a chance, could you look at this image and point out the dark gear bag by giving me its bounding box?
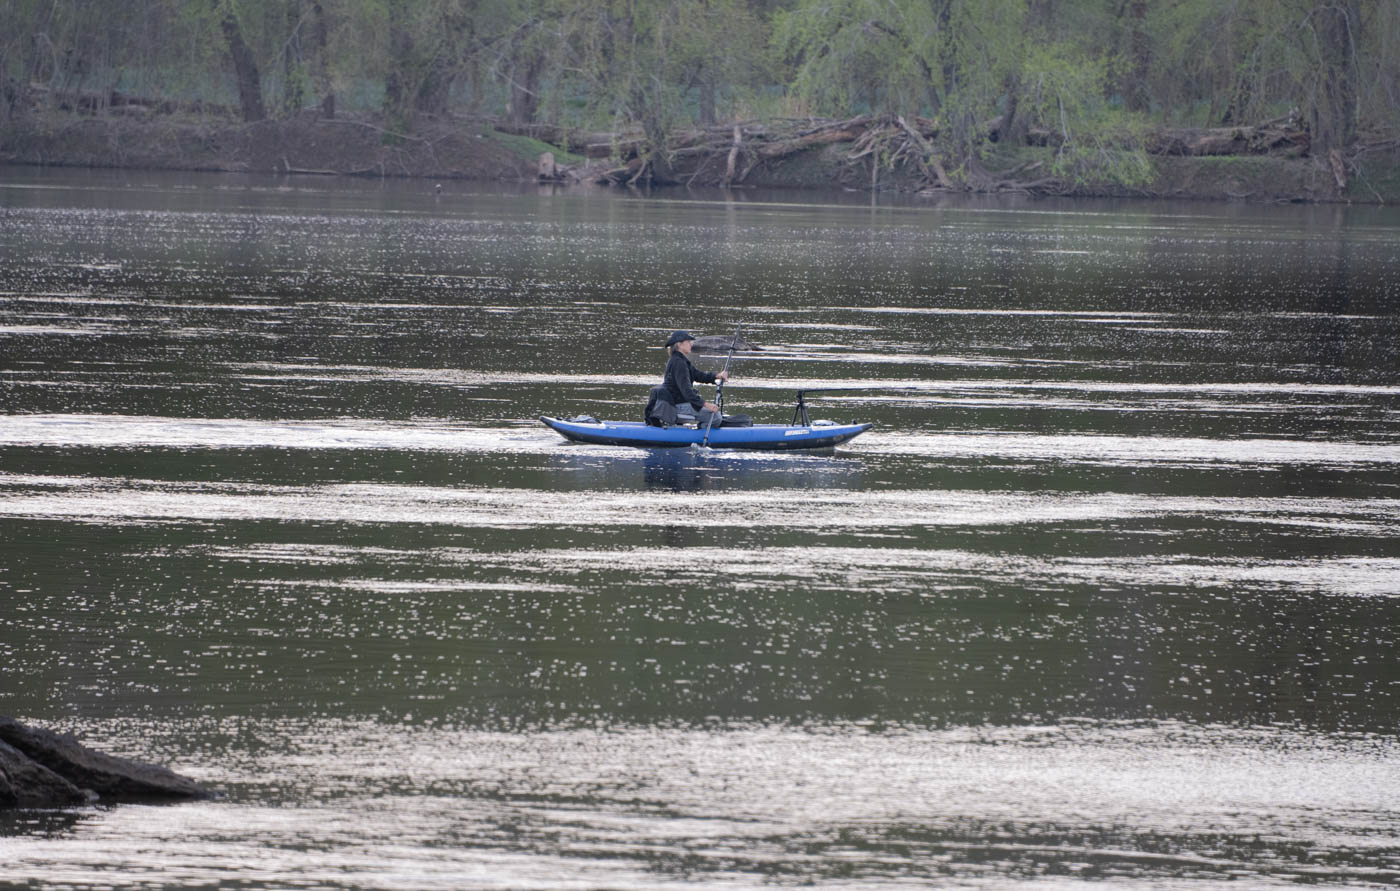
[721,413,753,427]
[645,386,678,428]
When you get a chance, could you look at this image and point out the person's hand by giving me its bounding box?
[716,370,730,382]
[703,401,720,413]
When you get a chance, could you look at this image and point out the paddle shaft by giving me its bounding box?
[702,324,742,447]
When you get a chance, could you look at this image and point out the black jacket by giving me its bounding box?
[661,350,717,410]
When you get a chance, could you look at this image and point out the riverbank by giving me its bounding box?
[3,109,1397,203]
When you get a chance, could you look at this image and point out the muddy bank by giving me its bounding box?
[3,110,1396,203]
[0,111,569,181]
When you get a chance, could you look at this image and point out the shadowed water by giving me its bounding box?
[1,169,1399,889]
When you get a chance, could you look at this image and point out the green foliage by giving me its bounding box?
[1145,0,1395,150]
[773,0,1150,185]
[556,0,773,166]
[1021,43,1153,186]
[1,0,1396,174]
[773,0,1021,125]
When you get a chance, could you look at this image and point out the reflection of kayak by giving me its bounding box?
[540,416,872,450]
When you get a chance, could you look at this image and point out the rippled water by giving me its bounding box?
[2,169,1399,889]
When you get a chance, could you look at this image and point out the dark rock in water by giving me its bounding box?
[692,334,761,353]
[0,739,94,807]
[0,716,212,806]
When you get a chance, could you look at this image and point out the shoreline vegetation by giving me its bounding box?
[6,107,1398,204]
[2,1,1398,204]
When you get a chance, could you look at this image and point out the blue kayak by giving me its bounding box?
[541,416,872,450]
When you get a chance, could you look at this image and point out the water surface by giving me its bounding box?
[2,169,1399,888]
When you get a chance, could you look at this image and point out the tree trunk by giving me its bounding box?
[1122,0,1150,113]
[1311,0,1359,160]
[722,124,741,184]
[312,0,334,119]
[996,74,1026,144]
[217,2,265,122]
[417,8,468,118]
[698,76,716,127]
[383,24,411,123]
[465,23,484,117]
[384,71,403,120]
[1027,0,1053,32]
[416,59,453,117]
[1220,58,1255,126]
[1,70,20,124]
[508,55,542,128]
[282,2,304,116]
[640,109,678,184]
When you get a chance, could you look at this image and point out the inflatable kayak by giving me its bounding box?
[541,416,872,450]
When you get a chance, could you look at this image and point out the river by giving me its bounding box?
[2,168,1399,889]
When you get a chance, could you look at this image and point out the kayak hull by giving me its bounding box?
[541,417,872,450]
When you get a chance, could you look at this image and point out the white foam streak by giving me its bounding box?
[858,431,1400,465]
[2,415,1396,468]
[0,414,543,452]
[463,547,1400,597]
[2,475,1396,534]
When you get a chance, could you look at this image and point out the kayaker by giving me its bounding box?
[648,329,729,427]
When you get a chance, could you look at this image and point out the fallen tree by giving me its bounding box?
[1145,118,1310,157]
[589,111,1373,197]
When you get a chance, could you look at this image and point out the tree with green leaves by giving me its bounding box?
[1020,42,1153,186]
[556,0,769,180]
[1143,0,1394,185]
[773,0,1151,186]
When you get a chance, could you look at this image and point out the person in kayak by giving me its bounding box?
[647,329,729,427]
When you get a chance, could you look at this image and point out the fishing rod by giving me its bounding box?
[791,385,933,426]
[702,323,742,448]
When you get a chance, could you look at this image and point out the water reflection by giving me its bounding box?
[536,445,867,493]
[0,809,89,840]
[643,449,714,492]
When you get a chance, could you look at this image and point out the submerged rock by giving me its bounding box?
[0,716,212,807]
[0,739,93,807]
[692,334,761,353]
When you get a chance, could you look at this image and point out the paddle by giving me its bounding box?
[701,323,742,448]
